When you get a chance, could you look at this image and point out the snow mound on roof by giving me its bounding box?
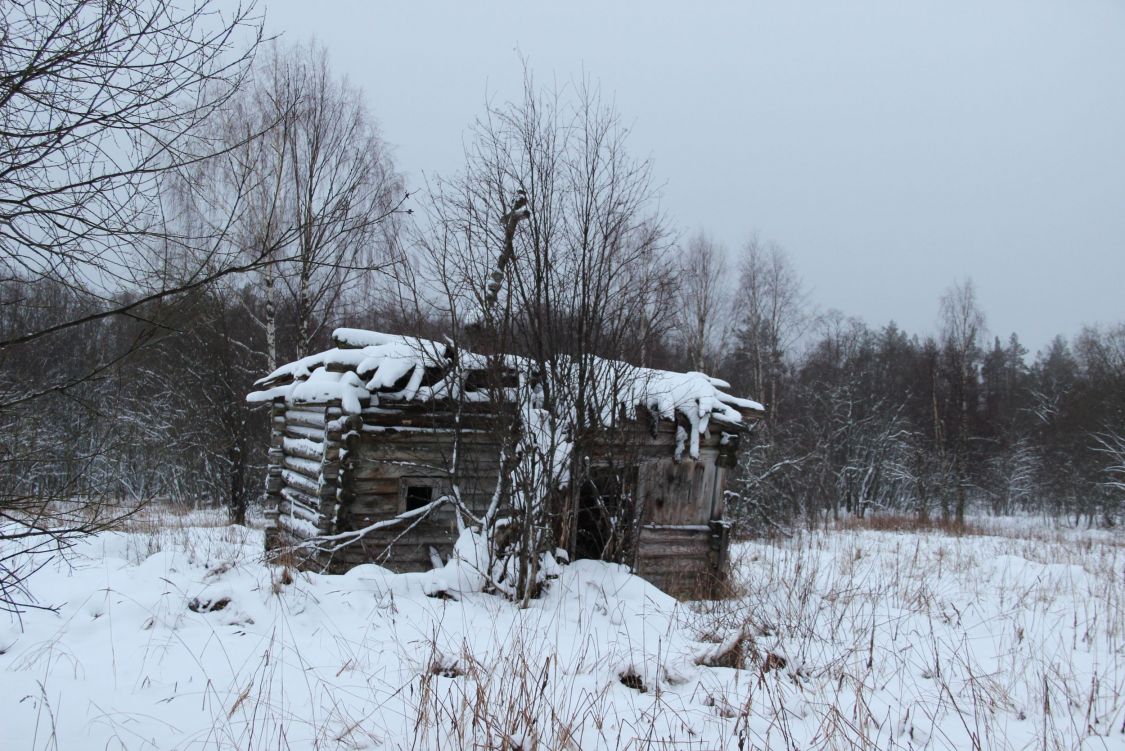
[248,332,453,407]
[248,328,764,442]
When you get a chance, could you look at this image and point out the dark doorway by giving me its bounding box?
[574,467,633,563]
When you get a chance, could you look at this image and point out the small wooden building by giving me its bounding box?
[248,328,764,598]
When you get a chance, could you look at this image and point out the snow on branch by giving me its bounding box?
[1092,431,1125,493]
[307,494,453,554]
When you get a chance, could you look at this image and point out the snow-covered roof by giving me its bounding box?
[248,327,764,433]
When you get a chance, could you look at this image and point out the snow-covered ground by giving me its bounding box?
[2,513,1122,750]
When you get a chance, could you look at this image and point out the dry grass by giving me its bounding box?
[834,513,993,537]
[157,518,1125,749]
[835,511,1125,548]
[682,518,1125,749]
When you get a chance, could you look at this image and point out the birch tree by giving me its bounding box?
[672,233,733,373]
[188,41,405,362]
[732,236,807,417]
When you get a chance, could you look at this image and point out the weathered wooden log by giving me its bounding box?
[282,455,321,476]
[282,436,325,461]
[285,408,328,429]
[279,491,321,523]
[284,424,325,441]
[281,469,319,496]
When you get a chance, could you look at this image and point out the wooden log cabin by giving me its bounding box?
[248,328,764,599]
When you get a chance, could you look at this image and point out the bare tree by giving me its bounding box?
[148,42,406,527]
[1076,324,1125,522]
[0,0,265,341]
[672,232,733,373]
[407,70,674,602]
[280,43,402,356]
[732,235,807,416]
[0,0,265,613]
[185,41,405,362]
[939,278,986,524]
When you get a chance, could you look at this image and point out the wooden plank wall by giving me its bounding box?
[630,423,732,599]
[632,525,726,599]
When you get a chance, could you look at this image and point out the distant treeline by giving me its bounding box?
[2,264,1121,533]
[716,296,1125,530]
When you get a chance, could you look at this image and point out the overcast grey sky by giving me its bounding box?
[264,0,1124,356]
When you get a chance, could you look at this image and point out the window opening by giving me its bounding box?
[405,484,434,511]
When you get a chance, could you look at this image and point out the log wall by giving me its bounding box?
[262,397,743,598]
[325,406,505,573]
[264,398,354,566]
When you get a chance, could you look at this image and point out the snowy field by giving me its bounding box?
[2,512,1123,750]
